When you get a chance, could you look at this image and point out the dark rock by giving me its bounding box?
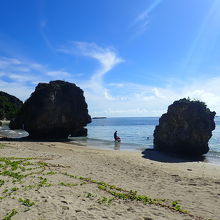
[70,127,88,137]
[0,91,23,120]
[153,98,216,156]
[9,80,91,139]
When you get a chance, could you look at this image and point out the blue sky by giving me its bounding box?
[1,0,220,117]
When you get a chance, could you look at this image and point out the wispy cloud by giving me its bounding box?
[39,19,55,50]
[75,42,123,83]
[58,41,220,117]
[0,57,75,82]
[0,56,78,101]
[1,54,220,116]
[0,40,125,107]
[88,75,220,117]
[59,41,123,90]
[59,42,123,79]
[131,0,162,37]
[1,40,220,117]
[0,57,21,67]
[0,80,34,101]
[75,42,124,109]
[58,41,125,114]
[46,70,71,78]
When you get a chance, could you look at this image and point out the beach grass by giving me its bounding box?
[0,156,205,219]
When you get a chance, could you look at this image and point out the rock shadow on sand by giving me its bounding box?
[0,136,72,143]
[142,149,206,163]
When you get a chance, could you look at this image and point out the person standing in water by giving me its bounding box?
[114,131,121,142]
[114,131,117,141]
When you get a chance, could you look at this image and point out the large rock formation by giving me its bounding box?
[153,98,216,156]
[0,91,23,120]
[9,80,91,139]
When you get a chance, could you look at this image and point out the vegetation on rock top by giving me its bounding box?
[0,91,23,120]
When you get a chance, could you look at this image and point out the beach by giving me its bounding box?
[0,140,220,220]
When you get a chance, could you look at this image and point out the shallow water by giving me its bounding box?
[85,117,220,164]
[1,117,220,164]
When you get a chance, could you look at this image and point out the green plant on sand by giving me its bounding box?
[0,156,205,220]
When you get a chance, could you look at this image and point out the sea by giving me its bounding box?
[80,117,220,164]
[1,117,220,164]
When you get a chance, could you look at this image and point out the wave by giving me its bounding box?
[206,150,220,158]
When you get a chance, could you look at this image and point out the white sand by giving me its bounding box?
[0,140,220,220]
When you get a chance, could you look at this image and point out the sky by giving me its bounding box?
[1,0,220,117]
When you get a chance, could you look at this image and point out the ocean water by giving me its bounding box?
[80,117,220,163]
[1,117,220,163]
[85,117,157,151]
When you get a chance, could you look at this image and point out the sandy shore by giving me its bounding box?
[0,140,220,220]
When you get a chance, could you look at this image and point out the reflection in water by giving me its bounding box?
[114,141,120,150]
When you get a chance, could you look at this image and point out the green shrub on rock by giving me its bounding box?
[0,91,23,120]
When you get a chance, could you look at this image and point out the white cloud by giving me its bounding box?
[0,56,77,81]
[0,80,34,101]
[83,45,122,87]
[59,41,123,101]
[104,88,115,101]
[131,0,162,36]
[1,42,220,118]
[59,41,129,115]
[108,83,125,88]
[46,70,71,77]
[39,19,55,50]
[59,42,123,83]
[0,56,78,101]
[132,12,149,35]
[75,42,123,73]
[84,75,220,117]
[7,74,38,82]
[0,57,22,68]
